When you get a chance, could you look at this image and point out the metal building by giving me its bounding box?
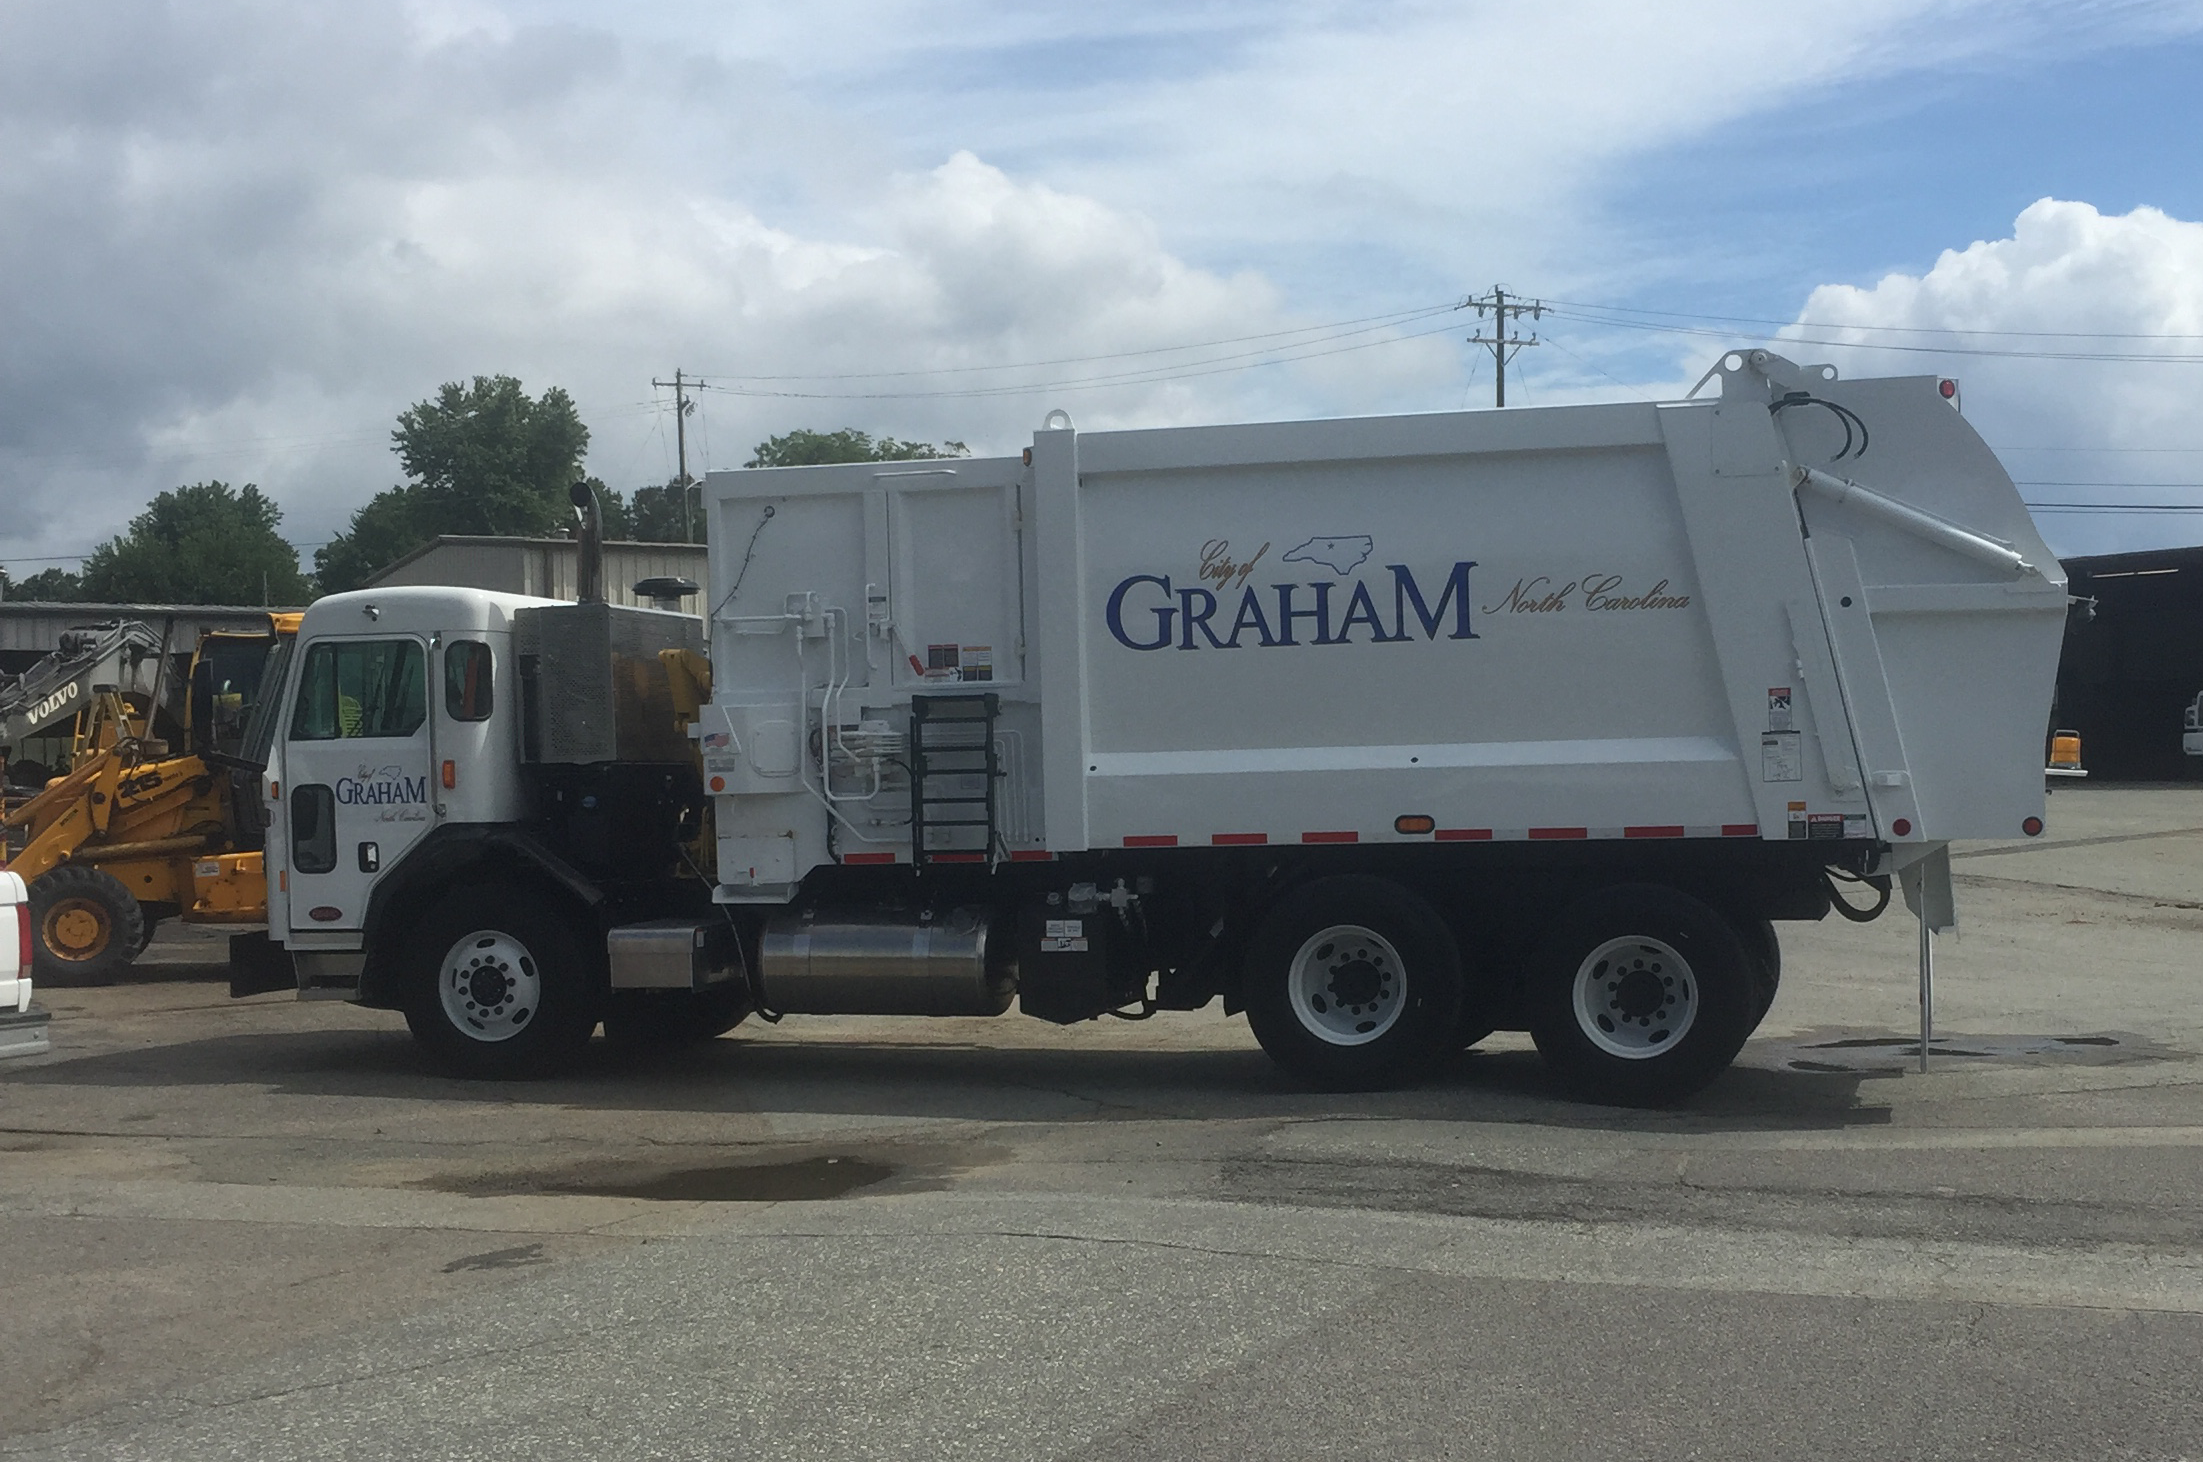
[2053,546,2203,781]
[0,603,293,677]
[362,536,708,611]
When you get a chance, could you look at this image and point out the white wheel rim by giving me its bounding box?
[1288,924,1407,1046]
[437,929,542,1043]
[1571,935,1696,1060]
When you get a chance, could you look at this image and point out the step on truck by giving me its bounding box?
[231,350,2067,1105]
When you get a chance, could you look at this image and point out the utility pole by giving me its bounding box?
[650,369,703,542]
[1467,286,1543,407]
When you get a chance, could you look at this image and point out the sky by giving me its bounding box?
[5,0,2203,581]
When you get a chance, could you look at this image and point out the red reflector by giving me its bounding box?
[308,906,342,922]
[1528,827,1588,840]
[2022,816,2044,837]
[1009,849,1055,862]
[842,852,895,865]
[708,775,725,793]
[1721,824,1759,837]
[1211,832,1268,846]
[441,759,456,790]
[1434,828,1492,841]
[1302,830,1358,844]
[16,902,29,975]
[1938,379,1957,399]
[1623,825,1685,839]
[1892,817,1913,837]
[1124,835,1179,848]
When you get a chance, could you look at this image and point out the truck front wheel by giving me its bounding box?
[1527,885,1756,1107]
[402,885,598,1079]
[1243,876,1464,1091]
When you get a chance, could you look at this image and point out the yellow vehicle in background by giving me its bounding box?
[0,614,298,982]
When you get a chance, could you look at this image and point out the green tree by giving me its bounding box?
[316,375,591,593]
[75,482,310,605]
[0,566,84,601]
[626,478,703,543]
[745,428,968,468]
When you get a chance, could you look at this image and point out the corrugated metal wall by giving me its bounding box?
[0,605,286,659]
[368,538,709,610]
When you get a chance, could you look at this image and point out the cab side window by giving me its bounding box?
[289,640,427,741]
[444,641,493,722]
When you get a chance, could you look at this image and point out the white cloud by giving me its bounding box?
[5,1,2203,579]
[0,4,1349,572]
[1787,199,2203,558]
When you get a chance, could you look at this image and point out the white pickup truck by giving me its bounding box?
[1,871,50,1058]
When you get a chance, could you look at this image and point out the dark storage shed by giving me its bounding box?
[2054,546,2203,781]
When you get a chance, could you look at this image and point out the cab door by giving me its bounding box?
[280,635,434,934]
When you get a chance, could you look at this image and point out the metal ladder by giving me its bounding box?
[909,693,999,866]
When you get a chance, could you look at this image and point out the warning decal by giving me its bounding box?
[1761,732,1803,783]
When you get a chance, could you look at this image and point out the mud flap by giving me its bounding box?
[1893,842,1954,935]
[228,930,297,998]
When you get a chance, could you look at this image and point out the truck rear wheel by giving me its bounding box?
[402,885,598,1079]
[1527,885,1756,1107]
[1243,876,1463,1091]
[29,865,143,986]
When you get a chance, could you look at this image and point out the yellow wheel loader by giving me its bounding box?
[0,614,298,983]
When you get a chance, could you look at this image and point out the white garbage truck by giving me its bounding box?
[229,349,2067,1104]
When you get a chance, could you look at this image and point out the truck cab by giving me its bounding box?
[244,585,726,1071]
[255,588,535,985]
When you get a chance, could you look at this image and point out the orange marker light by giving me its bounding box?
[1394,814,1436,835]
[441,759,456,790]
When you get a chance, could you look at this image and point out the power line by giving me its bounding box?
[2026,503,2203,512]
[1540,298,2203,342]
[684,302,1465,382]
[1543,308,2203,364]
[693,313,1474,401]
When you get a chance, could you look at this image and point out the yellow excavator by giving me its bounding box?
[0,614,298,983]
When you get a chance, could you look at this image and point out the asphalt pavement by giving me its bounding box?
[3,783,2200,1459]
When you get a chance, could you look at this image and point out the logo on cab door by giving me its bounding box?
[336,764,428,806]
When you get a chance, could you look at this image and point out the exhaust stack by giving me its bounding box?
[570,480,604,605]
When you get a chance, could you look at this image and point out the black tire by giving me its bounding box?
[1527,884,1757,1108]
[401,884,599,1079]
[135,917,163,958]
[601,982,752,1052]
[1243,876,1464,1091]
[29,865,144,986]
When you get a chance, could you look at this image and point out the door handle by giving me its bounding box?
[357,842,379,873]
